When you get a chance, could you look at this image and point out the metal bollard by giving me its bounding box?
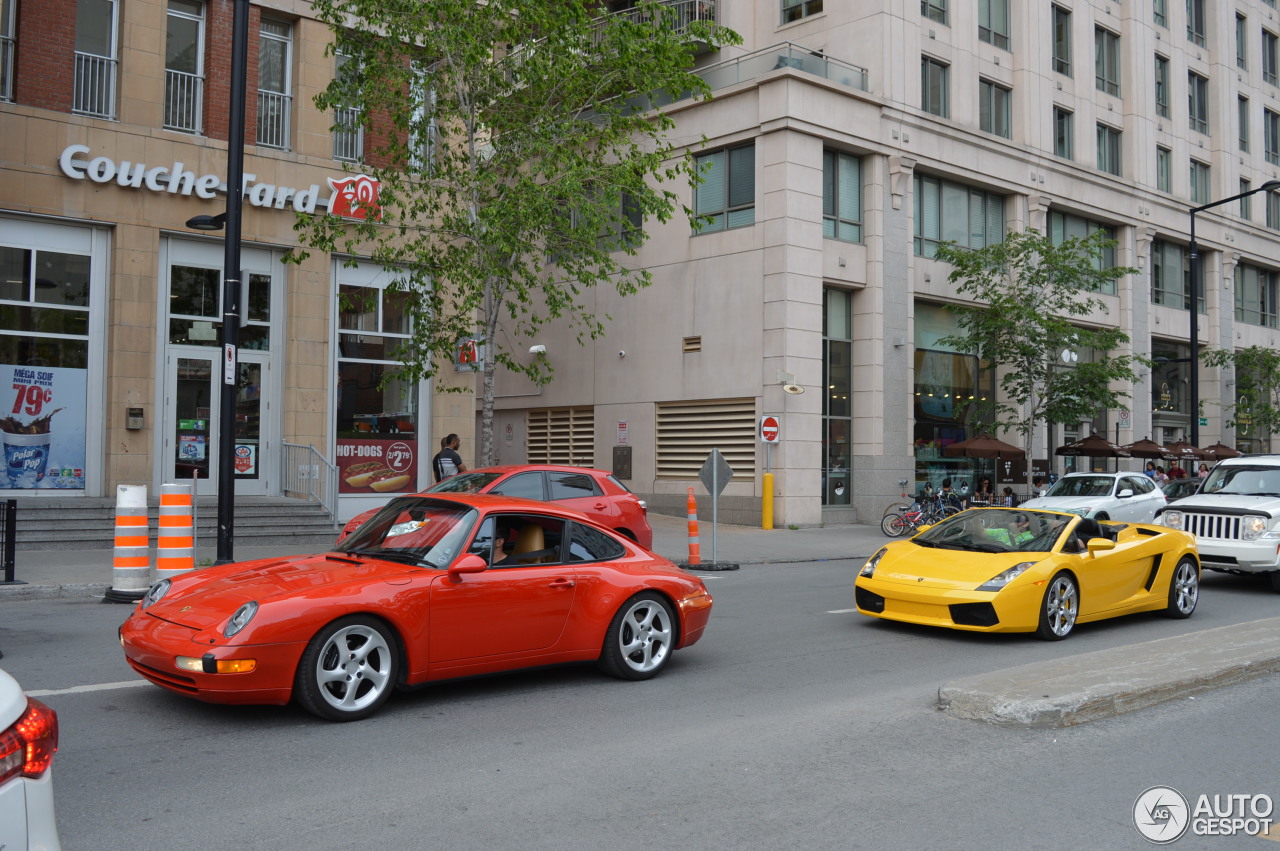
[104,485,150,603]
[156,483,195,580]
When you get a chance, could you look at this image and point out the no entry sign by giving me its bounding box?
[760,415,780,443]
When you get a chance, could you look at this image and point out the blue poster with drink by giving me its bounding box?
[0,365,87,489]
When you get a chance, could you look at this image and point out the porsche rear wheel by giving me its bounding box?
[295,616,399,722]
[599,593,675,680]
[1164,557,1199,618]
[1035,572,1078,641]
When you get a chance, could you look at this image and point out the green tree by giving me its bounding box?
[1201,345,1280,440]
[293,0,740,464]
[933,228,1146,490]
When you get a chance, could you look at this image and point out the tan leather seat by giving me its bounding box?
[509,524,548,563]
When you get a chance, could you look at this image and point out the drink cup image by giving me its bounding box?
[4,430,53,487]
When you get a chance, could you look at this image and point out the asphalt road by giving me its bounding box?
[4,563,1278,850]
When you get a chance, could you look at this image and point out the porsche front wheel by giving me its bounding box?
[295,616,399,721]
[1035,572,1078,641]
[1164,557,1199,618]
[599,593,675,680]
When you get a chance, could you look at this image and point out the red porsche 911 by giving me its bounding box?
[119,494,711,722]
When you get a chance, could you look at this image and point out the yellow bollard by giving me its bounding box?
[762,472,774,530]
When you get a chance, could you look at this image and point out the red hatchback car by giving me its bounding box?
[339,465,653,549]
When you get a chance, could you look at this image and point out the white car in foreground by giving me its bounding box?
[1020,472,1166,522]
[0,667,61,851]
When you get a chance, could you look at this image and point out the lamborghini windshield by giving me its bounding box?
[913,509,1071,553]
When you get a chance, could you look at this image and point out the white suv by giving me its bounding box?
[0,668,62,851]
[1157,455,1280,592]
[1020,472,1166,522]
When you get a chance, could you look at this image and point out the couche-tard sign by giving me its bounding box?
[57,144,380,220]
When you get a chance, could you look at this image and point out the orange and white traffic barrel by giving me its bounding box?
[155,483,194,581]
[686,487,701,566]
[105,484,150,603]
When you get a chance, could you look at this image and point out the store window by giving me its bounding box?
[335,265,419,496]
[913,304,992,492]
[823,289,851,506]
[1151,339,1191,444]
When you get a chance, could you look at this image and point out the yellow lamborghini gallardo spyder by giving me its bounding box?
[854,507,1199,640]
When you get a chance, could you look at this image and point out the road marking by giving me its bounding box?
[826,608,859,614]
[26,680,151,697]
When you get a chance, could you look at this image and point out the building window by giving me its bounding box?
[1265,31,1278,86]
[256,19,292,149]
[922,56,949,117]
[1269,190,1280,230]
[410,62,437,171]
[1049,211,1116,293]
[1054,107,1073,159]
[1095,28,1120,97]
[1154,55,1170,119]
[1096,123,1121,176]
[979,0,1009,50]
[1154,0,1167,27]
[823,150,862,243]
[1187,0,1206,47]
[0,0,12,101]
[1151,239,1193,310]
[527,408,595,466]
[655,400,754,479]
[979,79,1011,138]
[1240,96,1251,152]
[913,303,990,490]
[1266,109,1280,165]
[73,0,118,118]
[164,0,205,133]
[781,0,822,24]
[1238,14,1249,69]
[1236,264,1279,328]
[1052,6,1072,76]
[921,0,947,25]
[1241,178,1253,219]
[1190,159,1210,205]
[1156,145,1172,191]
[1188,72,1209,135]
[823,289,852,506]
[913,174,1005,258]
[332,51,363,162]
[693,143,755,232]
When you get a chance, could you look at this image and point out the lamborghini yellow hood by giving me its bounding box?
[873,543,1046,591]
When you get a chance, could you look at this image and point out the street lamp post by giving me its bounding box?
[1187,179,1280,447]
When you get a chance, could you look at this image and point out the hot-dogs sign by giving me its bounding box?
[337,439,417,494]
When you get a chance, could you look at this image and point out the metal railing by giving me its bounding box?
[332,106,363,161]
[163,68,203,132]
[73,52,118,119]
[256,89,291,149]
[613,0,716,29]
[0,500,15,584]
[0,35,13,101]
[282,443,338,523]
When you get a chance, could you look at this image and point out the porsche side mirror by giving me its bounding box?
[1086,538,1116,555]
[447,553,489,581]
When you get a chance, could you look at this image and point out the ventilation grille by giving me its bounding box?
[655,399,755,479]
[682,336,702,353]
[527,407,595,467]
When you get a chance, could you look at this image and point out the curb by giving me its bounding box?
[0,582,109,602]
[937,616,1280,728]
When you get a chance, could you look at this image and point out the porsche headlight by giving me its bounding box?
[1241,516,1269,541]
[860,548,888,578]
[224,601,259,638]
[976,562,1035,592]
[1160,510,1184,530]
[141,578,171,609]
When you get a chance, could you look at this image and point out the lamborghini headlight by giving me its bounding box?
[976,562,1035,592]
[223,601,259,638]
[1241,516,1268,541]
[860,548,888,578]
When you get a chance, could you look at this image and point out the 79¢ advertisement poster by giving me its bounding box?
[0,364,87,489]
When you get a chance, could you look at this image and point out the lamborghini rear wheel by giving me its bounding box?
[1035,571,1078,641]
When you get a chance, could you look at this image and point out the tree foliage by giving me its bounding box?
[292,0,740,463]
[1201,345,1280,438]
[933,228,1146,481]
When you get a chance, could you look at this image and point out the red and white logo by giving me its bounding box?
[760,415,780,443]
[327,174,381,221]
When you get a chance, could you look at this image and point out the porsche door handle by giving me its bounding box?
[548,578,575,589]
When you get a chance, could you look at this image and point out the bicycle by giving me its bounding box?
[881,490,961,537]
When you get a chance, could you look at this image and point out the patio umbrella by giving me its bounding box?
[1201,441,1242,460]
[1120,437,1175,460]
[1166,440,1207,461]
[1054,431,1132,458]
[943,433,1026,460]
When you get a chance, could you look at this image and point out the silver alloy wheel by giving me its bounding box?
[314,624,394,713]
[616,597,673,674]
[1044,575,1078,637]
[1172,561,1199,614]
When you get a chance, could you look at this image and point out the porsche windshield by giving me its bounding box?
[335,497,478,568]
[914,509,1070,553]
[1045,476,1114,498]
[1201,465,1280,498]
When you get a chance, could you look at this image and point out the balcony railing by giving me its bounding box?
[73,52,118,119]
[256,89,291,149]
[332,106,363,161]
[0,35,13,101]
[164,68,203,133]
[608,0,717,55]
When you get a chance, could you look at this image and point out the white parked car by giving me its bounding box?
[0,667,62,851]
[1020,472,1166,522]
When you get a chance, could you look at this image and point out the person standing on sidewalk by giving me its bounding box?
[432,434,467,482]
